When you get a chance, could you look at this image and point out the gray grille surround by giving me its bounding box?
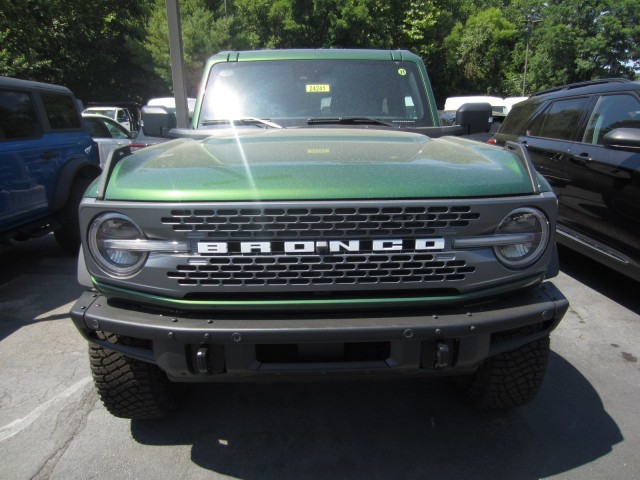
[81,195,559,296]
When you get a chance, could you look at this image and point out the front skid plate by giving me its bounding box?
[71,283,568,379]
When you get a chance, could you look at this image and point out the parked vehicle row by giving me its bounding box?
[83,106,136,133]
[439,95,528,130]
[3,70,638,287]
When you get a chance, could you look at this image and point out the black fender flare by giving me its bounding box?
[52,157,102,211]
[546,243,560,279]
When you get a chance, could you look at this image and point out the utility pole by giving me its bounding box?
[166,0,190,129]
[522,18,543,96]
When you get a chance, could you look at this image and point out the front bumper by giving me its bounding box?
[71,282,568,381]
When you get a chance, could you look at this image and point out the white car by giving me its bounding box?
[444,96,508,117]
[83,106,135,132]
[146,97,196,118]
[504,96,529,113]
[82,113,134,167]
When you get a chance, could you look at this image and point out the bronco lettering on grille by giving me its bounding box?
[197,238,446,255]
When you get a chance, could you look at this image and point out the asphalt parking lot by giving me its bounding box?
[1,234,638,480]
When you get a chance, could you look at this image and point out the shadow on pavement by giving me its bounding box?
[0,234,82,341]
[132,352,622,480]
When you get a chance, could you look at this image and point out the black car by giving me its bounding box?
[490,79,640,281]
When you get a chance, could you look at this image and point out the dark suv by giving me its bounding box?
[490,79,640,281]
[0,76,101,253]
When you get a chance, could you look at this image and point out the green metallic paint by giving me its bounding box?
[93,274,544,312]
[104,128,542,202]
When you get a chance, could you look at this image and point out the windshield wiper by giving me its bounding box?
[307,117,398,127]
[201,118,283,129]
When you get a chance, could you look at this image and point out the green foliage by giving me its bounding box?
[1,0,637,104]
[0,0,166,102]
[524,0,639,93]
[444,8,517,95]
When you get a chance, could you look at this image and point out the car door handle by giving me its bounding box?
[544,152,564,161]
[41,151,59,160]
[572,152,592,166]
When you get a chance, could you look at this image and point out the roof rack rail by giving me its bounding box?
[532,78,632,97]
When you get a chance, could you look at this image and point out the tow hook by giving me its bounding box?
[196,347,209,374]
[436,343,450,368]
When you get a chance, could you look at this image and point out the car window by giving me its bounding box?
[528,97,591,140]
[42,93,82,129]
[104,120,130,139]
[87,108,116,120]
[582,94,640,145]
[500,101,540,135]
[0,90,41,140]
[86,117,112,138]
[117,110,128,122]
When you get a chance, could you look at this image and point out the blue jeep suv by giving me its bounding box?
[0,76,101,253]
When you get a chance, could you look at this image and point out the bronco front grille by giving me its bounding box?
[161,205,480,239]
[160,204,482,290]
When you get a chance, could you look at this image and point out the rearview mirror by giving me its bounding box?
[602,128,640,151]
[455,103,492,134]
[141,106,176,138]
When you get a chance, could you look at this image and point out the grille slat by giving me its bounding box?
[162,206,479,238]
[168,255,475,288]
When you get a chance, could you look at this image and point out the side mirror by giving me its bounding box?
[455,102,492,134]
[141,106,176,137]
[602,128,640,151]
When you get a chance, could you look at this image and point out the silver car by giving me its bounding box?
[82,113,133,167]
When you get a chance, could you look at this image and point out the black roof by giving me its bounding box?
[0,75,73,94]
[532,78,639,99]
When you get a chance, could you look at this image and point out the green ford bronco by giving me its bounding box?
[71,49,568,419]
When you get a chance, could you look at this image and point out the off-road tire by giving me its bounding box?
[54,176,93,254]
[453,329,551,410]
[89,331,182,419]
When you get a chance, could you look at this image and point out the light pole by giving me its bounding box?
[522,19,542,96]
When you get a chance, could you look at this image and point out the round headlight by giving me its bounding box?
[88,213,148,277]
[494,208,549,268]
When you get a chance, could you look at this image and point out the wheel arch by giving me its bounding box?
[53,158,101,212]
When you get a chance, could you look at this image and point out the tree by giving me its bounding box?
[525,0,639,93]
[231,0,404,49]
[0,0,166,102]
[444,8,518,95]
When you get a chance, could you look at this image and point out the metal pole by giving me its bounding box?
[166,0,190,129]
[523,37,530,96]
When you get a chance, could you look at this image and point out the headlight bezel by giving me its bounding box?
[88,212,148,278]
[493,207,550,269]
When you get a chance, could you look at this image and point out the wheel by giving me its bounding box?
[453,328,551,409]
[54,176,93,254]
[89,331,182,419]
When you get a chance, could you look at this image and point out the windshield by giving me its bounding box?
[198,59,433,128]
[87,108,116,120]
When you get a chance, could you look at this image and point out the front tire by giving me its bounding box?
[453,330,551,409]
[89,332,182,419]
